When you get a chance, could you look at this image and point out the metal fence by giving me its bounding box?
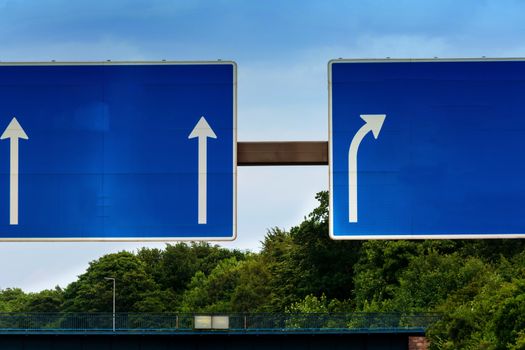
[0,312,441,334]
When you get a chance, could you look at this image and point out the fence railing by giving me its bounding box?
[0,312,441,334]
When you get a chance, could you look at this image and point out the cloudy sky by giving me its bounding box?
[0,0,524,292]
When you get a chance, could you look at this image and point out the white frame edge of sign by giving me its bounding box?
[0,60,238,242]
[328,57,525,240]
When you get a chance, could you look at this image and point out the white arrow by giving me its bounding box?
[188,116,217,224]
[1,117,28,225]
[348,114,386,223]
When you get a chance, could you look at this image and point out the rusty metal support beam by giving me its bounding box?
[237,141,328,166]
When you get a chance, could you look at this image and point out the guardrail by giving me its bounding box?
[0,312,441,334]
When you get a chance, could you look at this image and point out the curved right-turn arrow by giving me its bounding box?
[348,114,386,223]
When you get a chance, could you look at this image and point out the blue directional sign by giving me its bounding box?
[329,58,525,239]
[0,62,236,241]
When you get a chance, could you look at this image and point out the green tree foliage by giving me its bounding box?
[288,192,362,301]
[492,279,525,349]
[260,227,298,310]
[424,251,525,349]
[62,251,160,312]
[230,255,273,312]
[286,294,351,313]
[0,288,27,312]
[0,287,64,313]
[24,287,64,313]
[140,242,245,294]
[261,192,362,310]
[392,254,490,312]
[353,240,420,310]
[180,257,243,312]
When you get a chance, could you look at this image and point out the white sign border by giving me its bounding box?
[0,60,237,242]
[328,57,525,240]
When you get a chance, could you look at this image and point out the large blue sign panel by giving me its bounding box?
[0,62,236,241]
[329,58,525,239]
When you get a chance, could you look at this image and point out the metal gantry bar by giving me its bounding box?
[237,141,328,166]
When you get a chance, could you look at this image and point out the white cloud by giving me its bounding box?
[238,55,329,141]
[0,242,165,292]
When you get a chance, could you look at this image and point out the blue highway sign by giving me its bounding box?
[0,62,236,241]
[329,58,525,239]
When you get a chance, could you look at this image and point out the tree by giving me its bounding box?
[261,192,363,311]
[289,192,362,301]
[153,242,247,294]
[493,279,525,349]
[353,240,419,310]
[231,255,273,312]
[136,247,164,286]
[286,294,351,313]
[260,227,298,311]
[155,243,199,293]
[24,287,64,313]
[180,257,243,312]
[426,255,525,349]
[62,251,160,312]
[0,288,27,312]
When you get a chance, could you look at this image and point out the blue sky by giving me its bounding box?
[0,0,524,291]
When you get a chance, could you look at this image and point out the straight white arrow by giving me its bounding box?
[348,114,386,223]
[1,117,28,225]
[188,116,217,224]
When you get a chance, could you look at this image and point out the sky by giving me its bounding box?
[0,0,525,292]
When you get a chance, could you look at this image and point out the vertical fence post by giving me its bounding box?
[244,315,247,330]
[112,279,116,332]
